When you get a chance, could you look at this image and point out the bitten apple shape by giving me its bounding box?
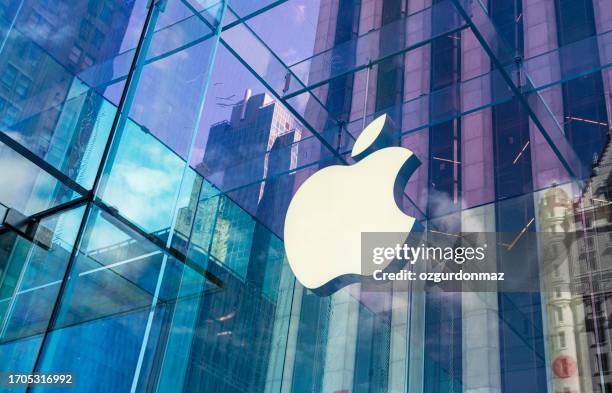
[283,114,421,294]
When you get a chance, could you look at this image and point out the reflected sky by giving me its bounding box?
[100,122,185,234]
[242,0,320,66]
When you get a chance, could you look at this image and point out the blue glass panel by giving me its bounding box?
[129,0,219,158]
[33,309,154,393]
[0,205,85,342]
[0,335,43,393]
[0,0,150,189]
[0,141,79,215]
[52,206,164,328]
[97,120,186,236]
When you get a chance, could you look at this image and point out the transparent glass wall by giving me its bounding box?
[0,0,611,392]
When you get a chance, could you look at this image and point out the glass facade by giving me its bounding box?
[0,0,611,392]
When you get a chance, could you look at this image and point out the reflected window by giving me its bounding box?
[21,43,42,66]
[92,29,104,48]
[597,320,608,344]
[26,11,41,26]
[2,104,19,127]
[587,252,597,271]
[0,64,17,88]
[555,0,596,45]
[15,76,31,99]
[68,46,82,64]
[83,55,94,68]
[559,331,566,348]
[80,19,93,40]
[556,307,564,323]
[100,4,112,22]
[602,353,610,373]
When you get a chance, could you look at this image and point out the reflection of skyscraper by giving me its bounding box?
[199,88,302,230]
[572,135,612,392]
[536,134,612,393]
[173,90,308,392]
[538,188,588,393]
[0,0,133,176]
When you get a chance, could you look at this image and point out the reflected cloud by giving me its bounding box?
[100,124,186,233]
[294,4,306,24]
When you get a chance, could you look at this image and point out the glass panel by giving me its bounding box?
[190,44,352,202]
[127,0,221,158]
[285,0,465,97]
[0,204,85,342]
[453,0,586,180]
[0,334,43,392]
[97,120,186,236]
[340,29,612,143]
[525,30,612,90]
[0,0,151,189]
[226,0,286,21]
[184,180,221,266]
[34,308,157,392]
[209,195,255,280]
[219,22,356,147]
[0,141,81,215]
[0,203,84,392]
[31,204,218,393]
[242,0,324,67]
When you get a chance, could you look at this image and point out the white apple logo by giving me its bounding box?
[283,114,421,294]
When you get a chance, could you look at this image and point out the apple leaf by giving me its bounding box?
[351,114,388,159]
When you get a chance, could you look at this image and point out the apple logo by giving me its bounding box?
[283,114,421,295]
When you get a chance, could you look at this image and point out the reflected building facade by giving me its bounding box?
[572,135,612,392]
[0,0,131,158]
[199,88,302,230]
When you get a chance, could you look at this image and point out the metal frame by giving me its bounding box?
[449,0,583,182]
[24,2,162,386]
